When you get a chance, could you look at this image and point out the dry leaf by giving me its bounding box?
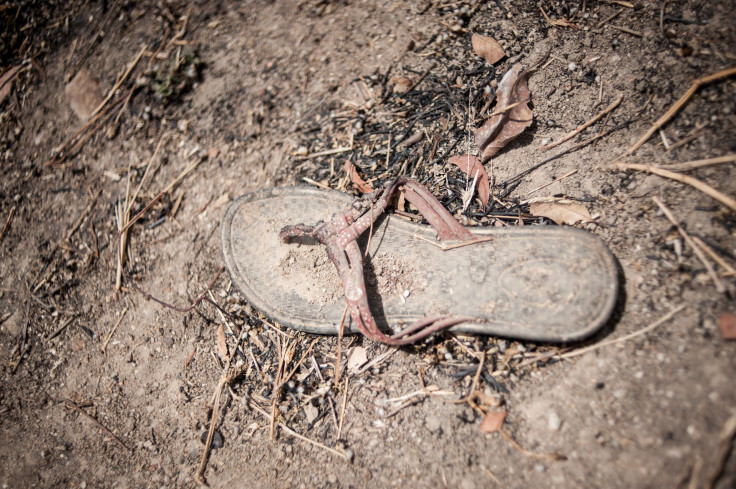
[474,64,533,162]
[216,324,228,358]
[347,346,368,371]
[471,34,505,65]
[390,76,413,93]
[65,67,104,121]
[718,312,736,340]
[343,160,374,193]
[530,201,592,225]
[480,410,507,433]
[448,154,490,208]
[0,66,21,105]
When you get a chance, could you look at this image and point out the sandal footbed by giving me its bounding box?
[222,186,618,343]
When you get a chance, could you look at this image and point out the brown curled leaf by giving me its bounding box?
[216,323,228,358]
[448,154,490,208]
[343,160,374,194]
[474,64,533,162]
[471,34,505,65]
[480,410,507,433]
[529,200,592,226]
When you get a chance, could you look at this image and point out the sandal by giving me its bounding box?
[222,177,618,344]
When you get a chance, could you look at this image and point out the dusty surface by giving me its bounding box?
[1,0,736,487]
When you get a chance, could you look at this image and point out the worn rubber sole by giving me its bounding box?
[222,186,618,343]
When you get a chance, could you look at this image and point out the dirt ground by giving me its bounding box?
[1,0,736,487]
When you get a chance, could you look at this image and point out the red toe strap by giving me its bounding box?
[281,177,479,344]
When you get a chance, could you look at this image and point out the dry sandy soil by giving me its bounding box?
[1,0,736,487]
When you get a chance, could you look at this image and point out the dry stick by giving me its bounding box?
[658,154,736,172]
[692,236,736,276]
[526,169,578,196]
[706,413,736,489]
[667,123,706,152]
[560,304,686,360]
[64,95,127,156]
[46,316,76,342]
[542,95,622,150]
[414,234,494,251]
[90,44,146,119]
[35,191,101,290]
[501,120,632,189]
[44,94,125,166]
[249,402,348,459]
[62,398,132,452]
[615,162,736,212]
[334,304,349,384]
[101,306,128,353]
[65,0,121,82]
[596,8,623,28]
[652,197,725,293]
[499,429,566,461]
[196,331,245,483]
[607,24,643,37]
[406,62,437,92]
[297,146,353,160]
[623,66,736,157]
[0,206,16,244]
[336,375,349,441]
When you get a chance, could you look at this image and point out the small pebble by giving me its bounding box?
[548,411,562,431]
[568,62,577,71]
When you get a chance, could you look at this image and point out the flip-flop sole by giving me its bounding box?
[222,186,618,343]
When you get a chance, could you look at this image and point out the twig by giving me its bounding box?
[653,197,724,292]
[334,304,348,384]
[65,0,122,82]
[542,95,622,150]
[706,413,736,489]
[658,154,736,172]
[248,401,348,459]
[62,398,132,453]
[296,146,353,160]
[623,67,736,157]
[197,330,245,484]
[90,44,146,119]
[46,316,76,342]
[406,62,437,92]
[355,347,398,374]
[667,123,706,151]
[596,8,623,28]
[607,24,643,37]
[560,304,686,360]
[692,236,736,276]
[499,428,566,460]
[414,235,494,251]
[500,120,632,189]
[0,206,16,244]
[615,162,736,212]
[102,307,128,353]
[526,170,578,196]
[337,376,349,440]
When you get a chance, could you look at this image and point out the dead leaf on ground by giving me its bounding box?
[718,312,736,340]
[0,66,22,105]
[471,34,505,65]
[480,410,507,433]
[474,64,533,162]
[343,160,374,193]
[390,76,413,93]
[347,346,368,371]
[216,324,228,358]
[529,200,592,225]
[448,154,490,208]
[65,67,104,121]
